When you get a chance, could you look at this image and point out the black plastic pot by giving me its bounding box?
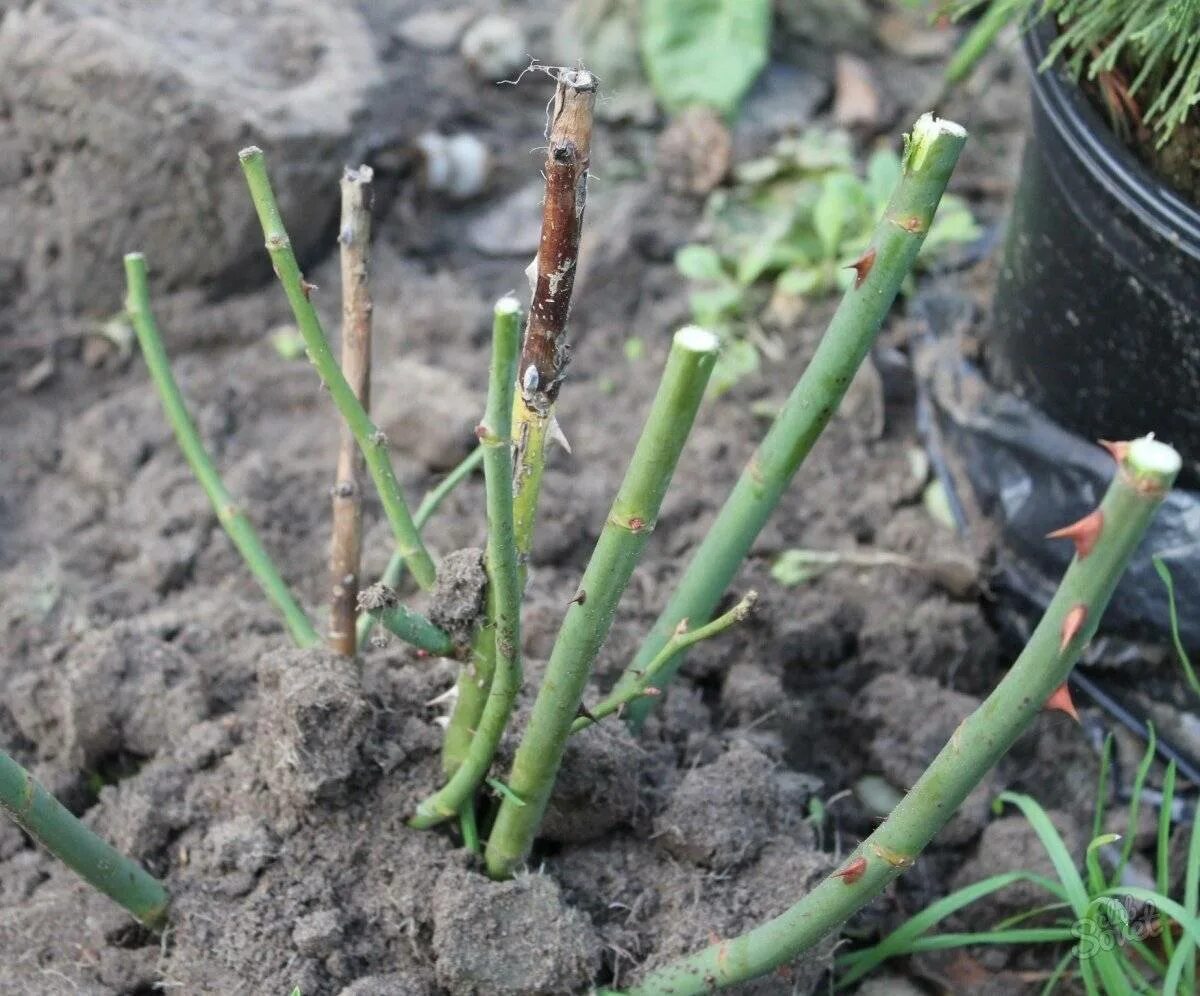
[990,22,1200,485]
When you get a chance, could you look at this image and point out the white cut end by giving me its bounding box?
[911,112,967,142]
[906,114,967,173]
[495,295,521,316]
[1128,435,1182,478]
[674,325,720,355]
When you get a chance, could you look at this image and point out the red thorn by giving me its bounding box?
[474,423,487,440]
[1047,508,1104,559]
[1059,604,1088,653]
[846,247,876,289]
[835,857,867,884]
[1044,683,1080,723]
[1099,439,1130,464]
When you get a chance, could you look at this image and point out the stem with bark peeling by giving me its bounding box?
[238,147,436,590]
[512,69,597,571]
[484,326,720,879]
[0,745,169,929]
[330,165,375,656]
[603,436,1180,996]
[410,297,521,828]
[124,253,319,648]
[615,113,969,730]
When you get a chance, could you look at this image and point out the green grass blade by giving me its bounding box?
[1154,556,1200,699]
[834,870,1066,987]
[1040,948,1076,996]
[998,792,1090,914]
[1093,732,1115,843]
[1160,759,1178,966]
[1088,833,1123,897]
[1116,725,1157,887]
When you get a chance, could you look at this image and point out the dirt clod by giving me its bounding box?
[255,646,372,805]
[432,866,600,995]
[428,547,488,646]
[542,721,641,843]
[655,741,813,871]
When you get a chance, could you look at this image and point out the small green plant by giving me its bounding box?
[950,0,1200,144]
[838,728,1200,994]
[675,129,980,394]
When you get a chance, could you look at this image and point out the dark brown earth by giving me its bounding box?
[0,3,1179,995]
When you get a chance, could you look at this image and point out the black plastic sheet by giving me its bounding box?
[924,339,1200,651]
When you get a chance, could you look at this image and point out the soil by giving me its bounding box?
[0,3,1182,995]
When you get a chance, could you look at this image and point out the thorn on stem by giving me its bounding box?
[1046,509,1104,559]
[847,248,877,289]
[1044,682,1080,723]
[835,857,867,884]
[1059,604,1088,653]
[300,278,318,299]
[569,588,587,606]
[1099,439,1131,464]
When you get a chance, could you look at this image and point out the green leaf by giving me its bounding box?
[866,148,902,209]
[689,285,744,326]
[640,0,772,117]
[813,174,855,258]
[675,244,727,281]
[734,228,792,286]
[707,337,759,397]
[776,266,825,297]
[271,326,307,360]
[771,549,833,587]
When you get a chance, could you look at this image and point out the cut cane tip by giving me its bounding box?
[674,325,720,355]
[495,294,522,316]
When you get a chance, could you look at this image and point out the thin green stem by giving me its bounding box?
[410,298,522,828]
[443,623,496,777]
[484,326,720,878]
[123,253,319,648]
[237,147,436,590]
[367,602,457,657]
[603,437,1179,995]
[0,746,168,929]
[616,113,968,730]
[355,446,484,648]
[571,591,757,734]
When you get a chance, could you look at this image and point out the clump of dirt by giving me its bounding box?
[429,547,488,646]
[255,646,373,806]
[432,864,600,995]
[655,740,812,870]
